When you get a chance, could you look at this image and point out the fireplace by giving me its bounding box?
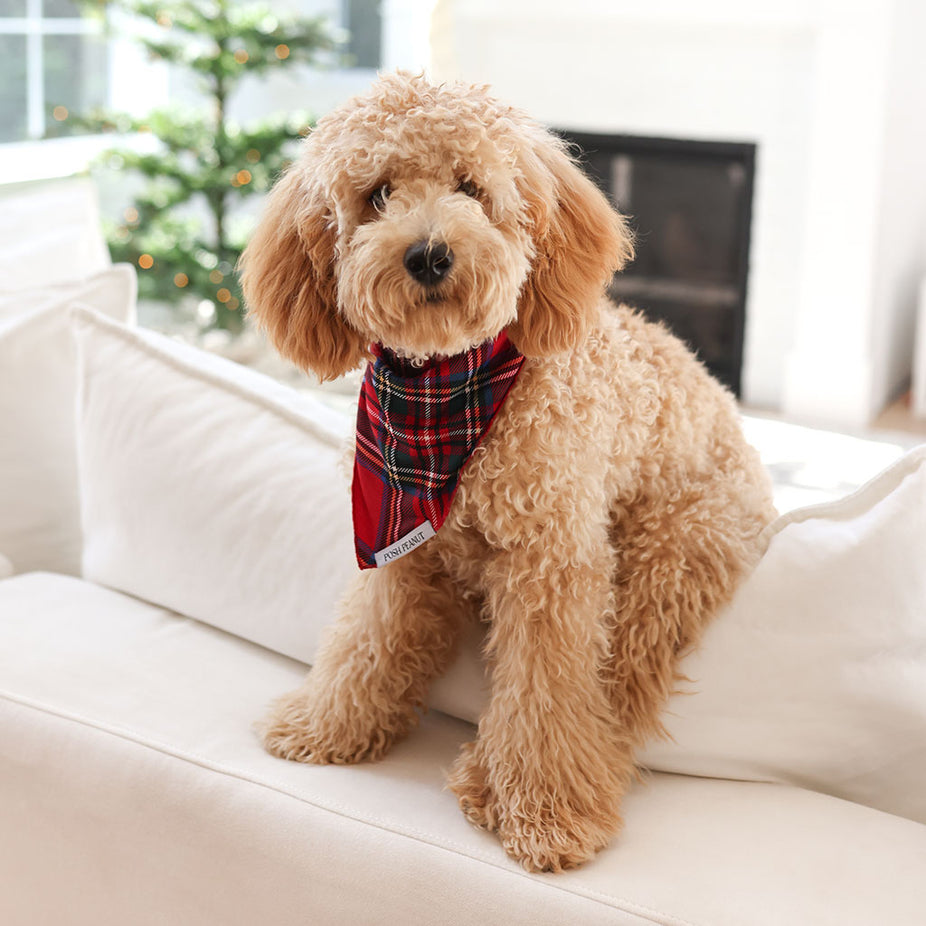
[431,1,926,426]
[557,131,755,396]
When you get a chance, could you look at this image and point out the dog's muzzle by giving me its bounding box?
[404,239,454,288]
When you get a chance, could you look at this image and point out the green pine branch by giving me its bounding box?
[66,0,339,332]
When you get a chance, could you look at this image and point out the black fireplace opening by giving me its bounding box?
[555,131,756,397]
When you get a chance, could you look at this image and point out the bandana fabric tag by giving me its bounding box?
[374,520,437,568]
[351,332,525,569]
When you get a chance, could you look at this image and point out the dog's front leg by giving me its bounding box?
[261,545,466,764]
[448,533,635,872]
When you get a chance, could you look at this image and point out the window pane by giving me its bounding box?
[346,0,381,69]
[0,1,27,16]
[43,0,82,17]
[0,35,27,142]
[44,33,107,135]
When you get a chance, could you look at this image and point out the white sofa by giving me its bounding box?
[3,240,926,924]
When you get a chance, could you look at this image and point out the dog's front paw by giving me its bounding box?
[261,715,326,764]
[499,807,617,873]
[447,742,496,831]
[259,687,396,765]
[449,738,626,872]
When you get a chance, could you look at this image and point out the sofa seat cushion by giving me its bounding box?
[2,573,925,926]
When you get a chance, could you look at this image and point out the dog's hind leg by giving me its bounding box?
[259,542,469,764]
[605,487,768,745]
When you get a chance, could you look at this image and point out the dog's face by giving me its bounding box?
[320,83,537,360]
[241,73,633,379]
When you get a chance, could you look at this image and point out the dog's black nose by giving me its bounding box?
[404,239,454,287]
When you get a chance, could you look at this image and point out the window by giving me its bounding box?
[343,0,381,70]
[0,0,107,143]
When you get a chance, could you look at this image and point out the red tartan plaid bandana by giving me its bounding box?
[352,332,525,569]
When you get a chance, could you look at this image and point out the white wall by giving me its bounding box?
[870,0,926,415]
[776,0,926,425]
[383,0,437,71]
[431,0,926,426]
[779,2,892,425]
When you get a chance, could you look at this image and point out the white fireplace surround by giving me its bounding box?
[429,0,926,427]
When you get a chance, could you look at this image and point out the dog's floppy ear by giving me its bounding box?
[509,138,634,358]
[240,166,368,381]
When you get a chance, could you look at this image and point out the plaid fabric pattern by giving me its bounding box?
[352,332,525,569]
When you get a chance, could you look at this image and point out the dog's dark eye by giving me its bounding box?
[369,183,391,211]
[458,179,480,198]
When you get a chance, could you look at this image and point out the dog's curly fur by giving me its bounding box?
[240,72,776,873]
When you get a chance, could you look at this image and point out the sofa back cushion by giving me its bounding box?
[0,178,111,290]
[0,266,136,575]
[73,307,357,665]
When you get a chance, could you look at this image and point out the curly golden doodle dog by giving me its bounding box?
[240,72,776,872]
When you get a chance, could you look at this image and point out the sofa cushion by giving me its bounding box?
[0,262,136,325]
[72,306,357,665]
[0,267,136,576]
[441,446,926,827]
[638,445,926,825]
[2,572,925,926]
[0,178,110,290]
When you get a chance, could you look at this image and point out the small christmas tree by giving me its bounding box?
[71,0,338,331]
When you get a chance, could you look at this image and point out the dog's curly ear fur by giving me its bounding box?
[240,167,368,381]
[509,139,634,358]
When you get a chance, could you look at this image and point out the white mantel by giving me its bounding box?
[430,0,926,427]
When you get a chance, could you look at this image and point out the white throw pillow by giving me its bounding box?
[433,446,926,825]
[0,178,110,290]
[0,263,137,324]
[0,266,137,576]
[73,307,358,665]
[638,446,926,824]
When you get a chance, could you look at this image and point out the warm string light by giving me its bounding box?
[52,106,68,121]
[88,0,334,330]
